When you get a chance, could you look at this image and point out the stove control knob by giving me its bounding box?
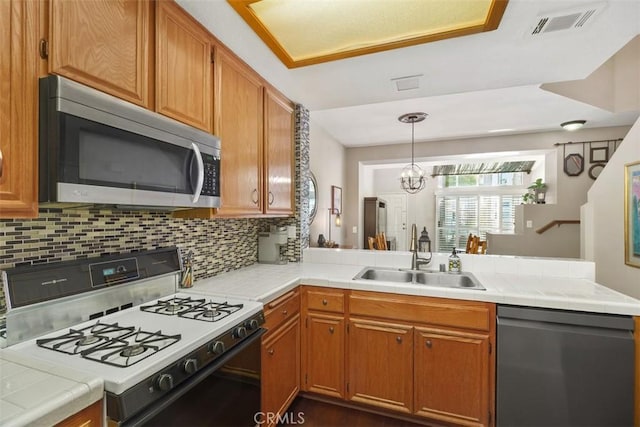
[209,341,225,354]
[155,373,174,392]
[233,326,247,339]
[183,358,198,374]
[246,319,259,330]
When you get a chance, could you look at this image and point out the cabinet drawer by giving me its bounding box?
[264,290,300,334]
[349,291,492,332]
[306,288,345,313]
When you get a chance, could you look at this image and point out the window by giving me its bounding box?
[435,173,524,252]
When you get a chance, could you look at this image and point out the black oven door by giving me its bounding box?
[121,329,264,427]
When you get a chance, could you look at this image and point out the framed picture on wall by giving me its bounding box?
[331,185,342,214]
[624,161,640,268]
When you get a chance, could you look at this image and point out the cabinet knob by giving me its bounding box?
[322,299,328,305]
[426,340,432,348]
[282,309,288,316]
[268,349,274,356]
[251,189,258,204]
[329,327,334,334]
[396,336,402,343]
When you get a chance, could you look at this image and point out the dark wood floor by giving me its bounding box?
[281,398,425,427]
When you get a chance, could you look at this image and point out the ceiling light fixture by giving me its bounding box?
[399,112,428,194]
[560,120,586,131]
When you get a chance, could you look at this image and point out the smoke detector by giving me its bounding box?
[527,2,606,36]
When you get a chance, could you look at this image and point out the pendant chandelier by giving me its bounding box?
[399,112,427,194]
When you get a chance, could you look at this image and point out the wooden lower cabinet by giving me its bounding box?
[414,327,491,426]
[56,399,102,427]
[261,290,301,427]
[347,319,413,414]
[303,313,345,398]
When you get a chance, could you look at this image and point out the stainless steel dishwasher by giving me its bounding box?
[497,305,635,427]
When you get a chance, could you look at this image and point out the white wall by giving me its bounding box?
[309,120,346,246]
[584,118,640,299]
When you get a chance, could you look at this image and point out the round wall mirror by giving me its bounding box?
[308,172,318,225]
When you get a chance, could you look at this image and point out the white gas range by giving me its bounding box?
[2,247,265,426]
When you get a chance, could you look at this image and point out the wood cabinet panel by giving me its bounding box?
[0,0,42,218]
[306,288,345,313]
[303,313,345,399]
[264,290,300,337]
[262,314,300,427]
[156,0,212,132]
[55,399,103,427]
[263,86,294,215]
[348,319,413,414]
[215,48,264,216]
[414,327,491,426]
[349,291,492,332]
[49,0,151,107]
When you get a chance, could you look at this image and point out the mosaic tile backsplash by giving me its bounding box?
[0,209,299,313]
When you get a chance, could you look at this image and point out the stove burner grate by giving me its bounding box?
[140,296,206,316]
[179,301,243,322]
[36,322,135,355]
[81,328,181,368]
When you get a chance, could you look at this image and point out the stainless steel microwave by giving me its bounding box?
[39,75,220,210]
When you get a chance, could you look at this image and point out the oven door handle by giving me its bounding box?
[190,142,204,203]
[121,328,266,427]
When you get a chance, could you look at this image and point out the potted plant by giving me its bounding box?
[523,178,547,204]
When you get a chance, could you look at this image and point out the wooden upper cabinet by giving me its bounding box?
[156,0,213,132]
[264,87,294,216]
[49,0,152,108]
[0,0,43,218]
[215,48,264,216]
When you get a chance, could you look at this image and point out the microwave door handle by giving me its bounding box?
[191,143,204,203]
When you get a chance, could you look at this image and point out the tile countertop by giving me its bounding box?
[187,249,640,316]
[0,351,103,427]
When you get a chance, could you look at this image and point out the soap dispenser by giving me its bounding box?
[448,248,461,273]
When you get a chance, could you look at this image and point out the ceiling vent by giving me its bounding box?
[528,2,605,36]
[391,75,422,92]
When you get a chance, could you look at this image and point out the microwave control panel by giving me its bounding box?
[201,154,220,197]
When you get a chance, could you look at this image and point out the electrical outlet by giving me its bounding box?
[526,220,533,228]
[352,226,358,234]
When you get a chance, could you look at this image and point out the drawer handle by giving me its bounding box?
[329,327,334,334]
[426,340,432,348]
[282,309,288,316]
[268,349,274,356]
[268,191,274,205]
[251,189,259,205]
[322,299,328,305]
[396,336,402,343]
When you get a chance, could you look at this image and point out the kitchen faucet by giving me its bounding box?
[410,224,432,270]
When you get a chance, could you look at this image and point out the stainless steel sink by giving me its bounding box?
[353,267,485,290]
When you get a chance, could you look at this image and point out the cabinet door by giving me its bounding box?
[215,48,263,216]
[0,0,42,218]
[414,327,491,425]
[262,314,300,427]
[55,399,102,427]
[348,319,413,414]
[263,87,294,215]
[303,313,345,399]
[49,0,151,107]
[156,1,212,132]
